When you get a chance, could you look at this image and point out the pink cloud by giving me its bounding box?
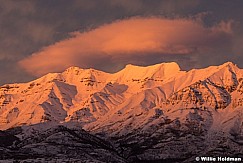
[18,17,233,76]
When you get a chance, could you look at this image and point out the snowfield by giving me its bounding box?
[0,62,243,162]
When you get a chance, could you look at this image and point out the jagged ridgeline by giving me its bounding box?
[0,62,243,162]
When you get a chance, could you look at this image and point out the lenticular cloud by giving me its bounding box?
[19,17,233,76]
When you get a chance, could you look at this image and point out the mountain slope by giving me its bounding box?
[1,124,126,162]
[0,62,184,129]
[1,62,243,162]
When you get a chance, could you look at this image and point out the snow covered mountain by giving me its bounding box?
[1,62,243,162]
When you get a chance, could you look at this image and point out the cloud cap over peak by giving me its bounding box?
[19,17,233,76]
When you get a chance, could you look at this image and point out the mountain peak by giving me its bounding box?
[158,61,181,71]
[124,62,180,70]
[65,66,83,72]
[216,62,240,73]
[112,62,181,83]
[221,61,238,68]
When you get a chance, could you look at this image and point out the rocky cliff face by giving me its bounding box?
[0,62,243,162]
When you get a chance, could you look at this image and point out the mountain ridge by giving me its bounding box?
[1,61,243,162]
[0,61,242,130]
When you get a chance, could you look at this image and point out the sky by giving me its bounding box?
[0,0,243,85]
